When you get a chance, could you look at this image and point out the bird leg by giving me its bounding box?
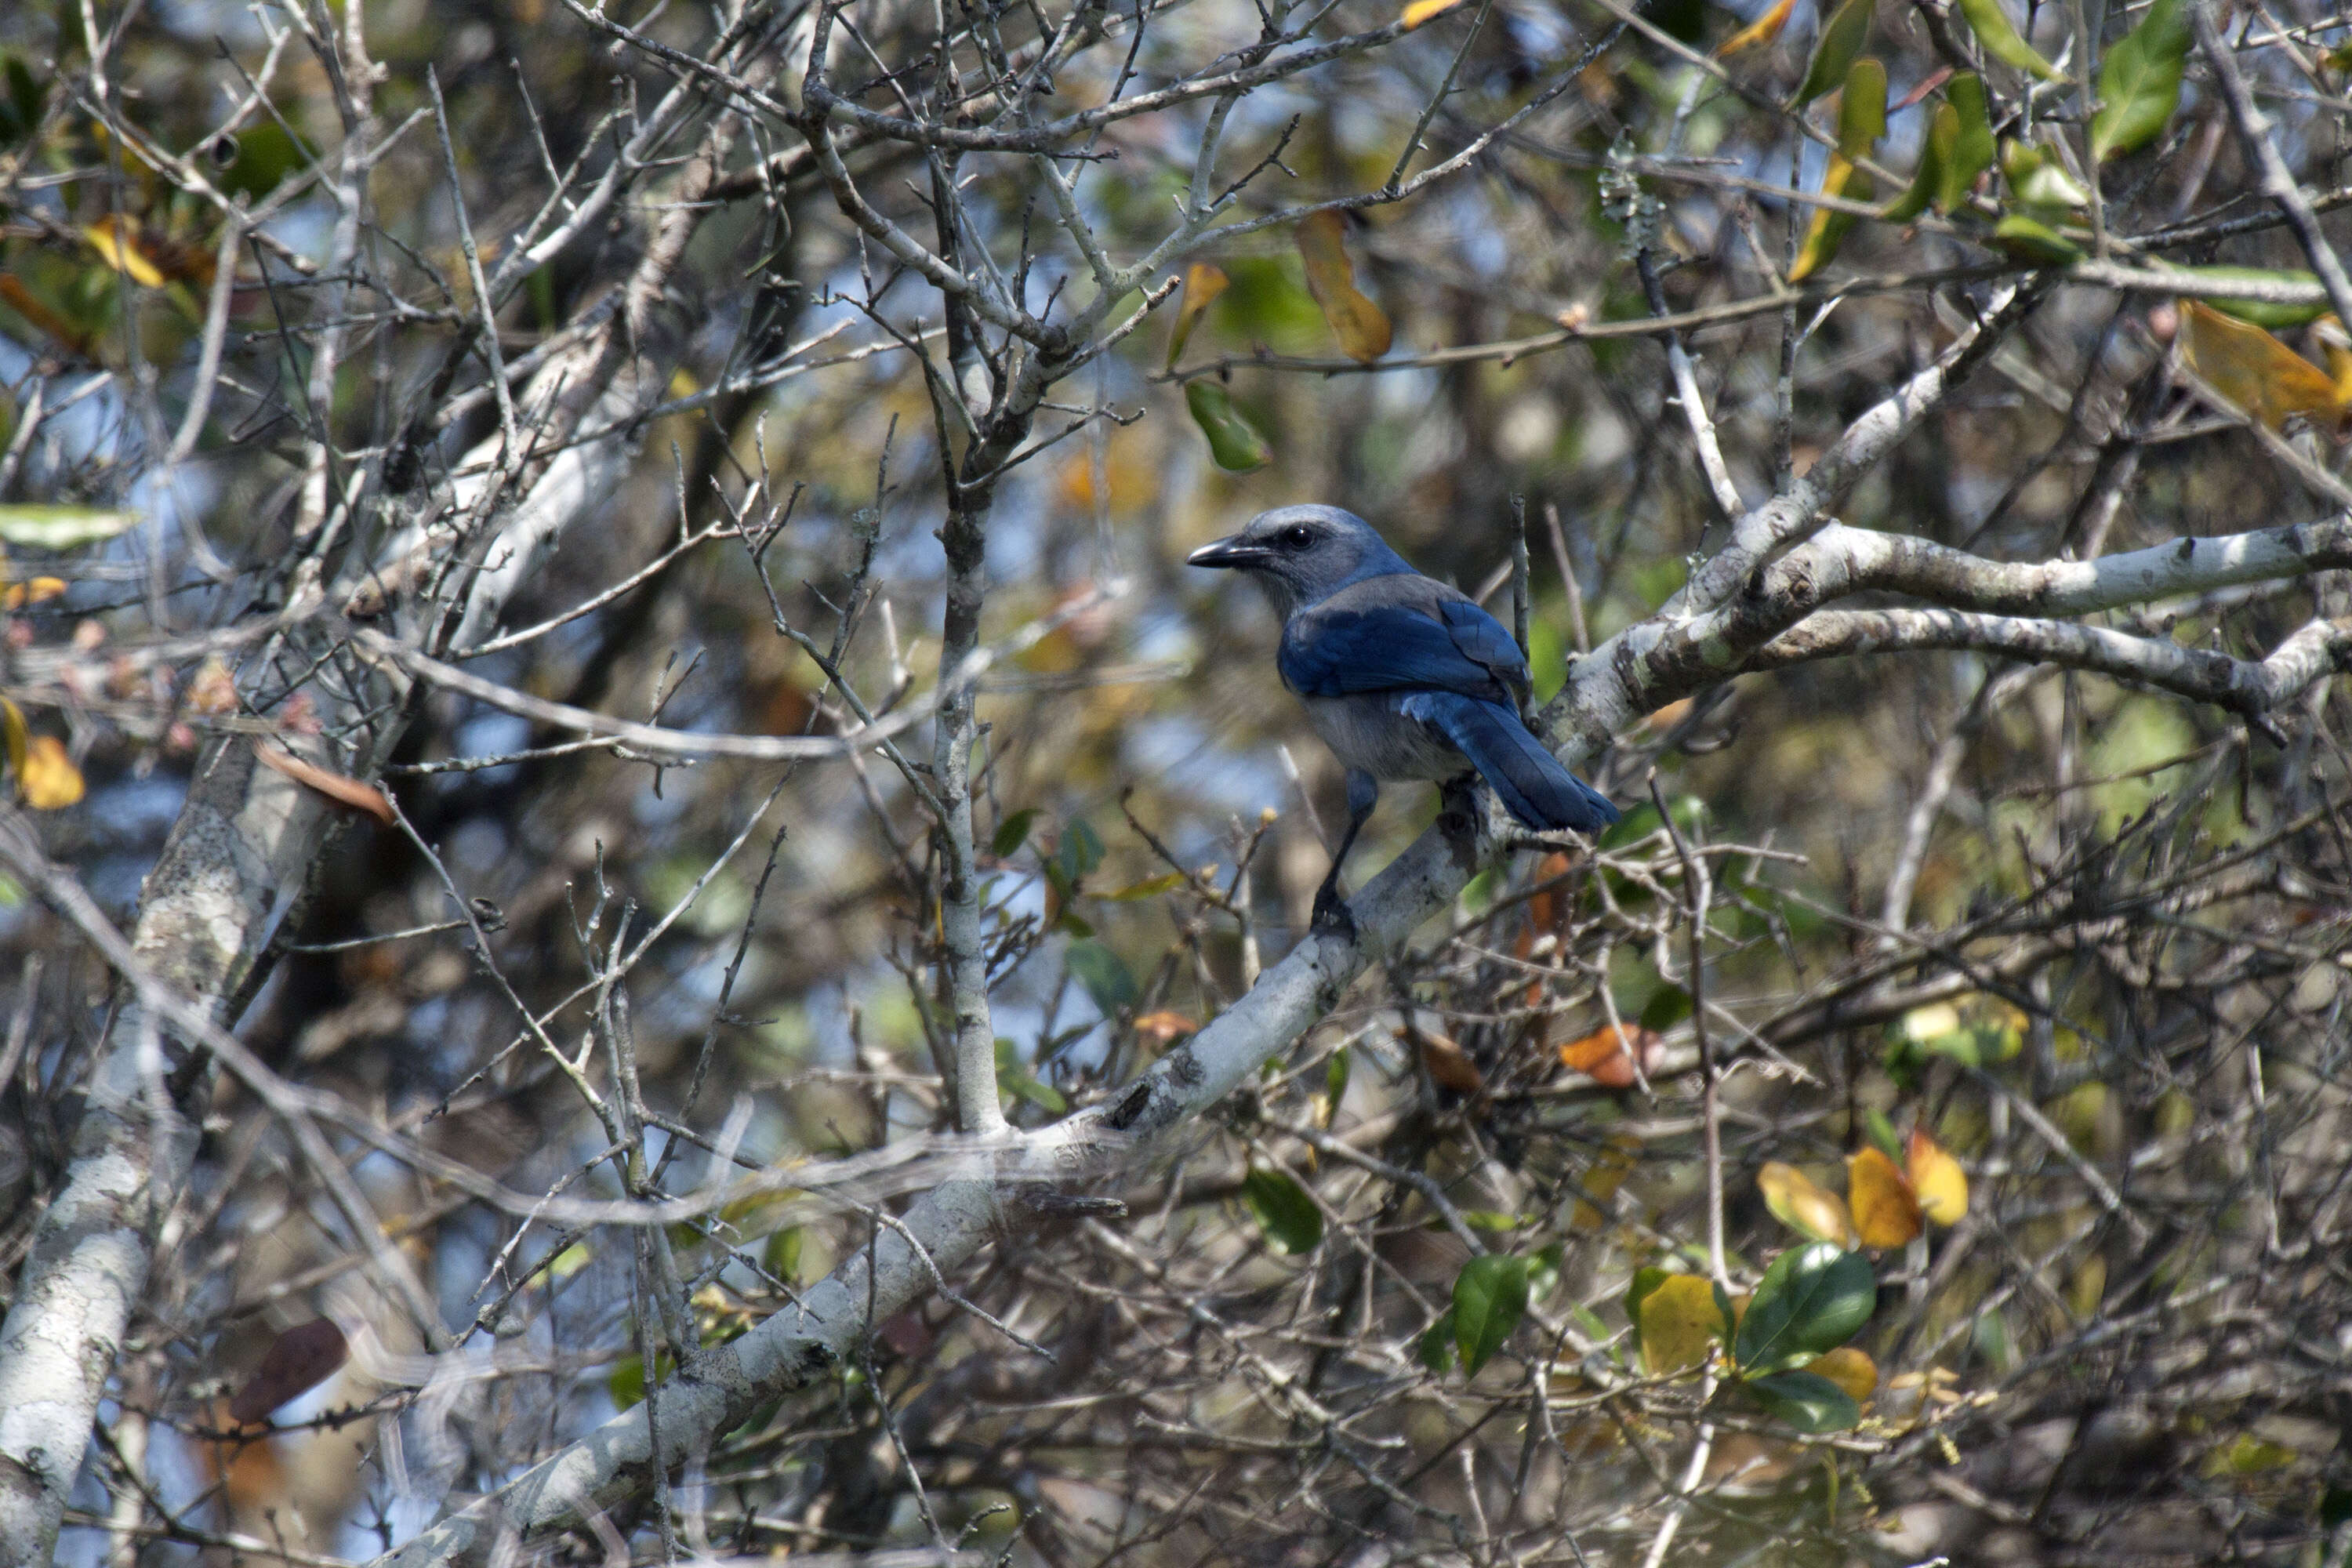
[1311,770,1379,937]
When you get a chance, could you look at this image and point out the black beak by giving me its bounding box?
[1186,535,1265,569]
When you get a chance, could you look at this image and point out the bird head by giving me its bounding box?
[1185,504,1414,615]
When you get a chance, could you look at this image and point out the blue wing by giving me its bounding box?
[1278,583,1530,704]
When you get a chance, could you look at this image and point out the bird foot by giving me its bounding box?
[1310,887,1357,941]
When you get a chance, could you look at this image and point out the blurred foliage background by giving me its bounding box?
[2,0,2350,1559]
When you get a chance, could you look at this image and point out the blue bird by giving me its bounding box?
[1189,504,1620,932]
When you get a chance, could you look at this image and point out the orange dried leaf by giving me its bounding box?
[18,735,82,809]
[1295,212,1393,364]
[1757,1160,1856,1246]
[1418,1030,1483,1092]
[1526,849,1576,932]
[1401,0,1468,27]
[1846,1146,1922,1248]
[2179,298,2344,431]
[1165,263,1229,369]
[186,656,239,715]
[228,1319,350,1425]
[1132,1009,1199,1044]
[1559,1023,1657,1088]
[256,744,396,825]
[1811,1345,1878,1403]
[0,275,93,358]
[1716,0,1797,56]
[1905,1126,1969,1225]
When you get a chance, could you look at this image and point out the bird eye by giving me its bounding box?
[1280,525,1314,549]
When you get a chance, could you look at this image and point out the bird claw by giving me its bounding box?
[1310,887,1357,941]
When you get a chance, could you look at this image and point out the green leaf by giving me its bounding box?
[1990,212,2085,264]
[1528,1241,1565,1302]
[1939,74,1997,213]
[1787,162,1874,283]
[995,1039,1069,1113]
[1792,0,1873,107]
[1243,1167,1324,1254]
[1954,0,2063,80]
[990,808,1038,858]
[1624,1265,1673,1329]
[1745,1369,1863,1432]
[1864,1106,1903,1161]
[1835,57,1888,158]
[2165,264,2329,328]
[1420,1308,1458,1372]
[1056,818,1105,881]
[1326,1045,1352,1109]
[0,505,137,550]
[1882,101,1954,221]
[0,55,44,147]
[1185,379,1272,471]
[1733,1242,1877,1370]
[2090,0,2187,161]
[761,1225,804,1283]
[1102,871,1186,901]
[214,121,314,201]
[2002,139,2091,212]
[1453,1254,1530,1376]
[1640,985,1694,1033]
[1064,940,1138,1015]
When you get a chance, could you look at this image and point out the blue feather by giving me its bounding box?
[1398,691,1621,833]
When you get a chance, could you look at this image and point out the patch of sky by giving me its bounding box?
[1124,713,1286,812]
[448,710,530,783]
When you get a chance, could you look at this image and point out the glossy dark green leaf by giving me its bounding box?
[1745,1369,1863,1432]
[990,808,1038,858]
[0,55,43,147]
[1453,1254,1530,1376]
[1243,1167,1324,1254]
[1954,0,2061,80]
[2091,0,2187,161]
[1793,0,1874,107]
[1185,379,1272,471]
[1733,1242,1876,1370]
[1064,939,1138,1015]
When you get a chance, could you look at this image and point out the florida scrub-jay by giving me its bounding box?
[1189,504,1619,931]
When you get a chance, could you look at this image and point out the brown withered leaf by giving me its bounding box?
[256,745,396,825]
[228,1318,349,1425]
[1417,1030,1483,1093]
[1295,212,1392,363]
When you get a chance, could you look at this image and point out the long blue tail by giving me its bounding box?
[1403,692,1620,833]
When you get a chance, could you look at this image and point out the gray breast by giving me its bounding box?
[1301,693,1464,782]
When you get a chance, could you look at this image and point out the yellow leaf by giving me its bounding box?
[1905,1127,1969,1225]
[2179,299,2344,431]
[1786,158,1872,284]
[1716,0,1796,56]
[0,698,27,782]
[1635,1273,1725,1374]
[1400,0,1467,27]
[1758,1160,1856,1246]
[1810,1345,1878,1403]
[19,734,82,808]
[1131,1009,1198,1044]
[1846,1147,1922,1248]
[1294,212,1393,364]
[1572,1132,1639,1231]
[83,216,167,289]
